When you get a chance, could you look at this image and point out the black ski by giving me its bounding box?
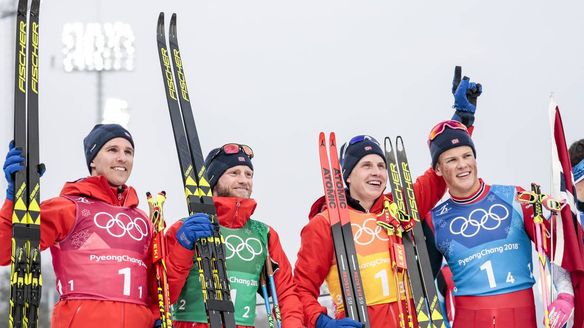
[10,0,42,327]
[318,132,370,326]
[156,12,235,328]
[385,137,445,328]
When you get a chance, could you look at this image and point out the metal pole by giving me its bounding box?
[97,70,103,122]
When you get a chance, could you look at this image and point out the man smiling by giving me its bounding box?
[164,143,303,327]
[0,123,164,327]
[294,134,447,328]
[425,119,578,328]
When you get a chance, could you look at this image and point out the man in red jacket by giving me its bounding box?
[294,72,481,328]
[294,135,447,328]
[165,143,304,327]
[0,124,168,327]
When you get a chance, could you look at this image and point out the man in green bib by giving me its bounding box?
[165,143,304,327]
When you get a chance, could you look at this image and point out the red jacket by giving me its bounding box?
[165,196,304,328]
[0,176,159,328]
[294,167,446,328]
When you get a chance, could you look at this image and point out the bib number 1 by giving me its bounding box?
[118,267,143,298]
[479,260,515,289]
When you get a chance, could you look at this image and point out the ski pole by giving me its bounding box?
[265,255,282,328]
[260,271,275,328]
[380,200,408,328]
[517,184,552,328]
[147,191,172,328]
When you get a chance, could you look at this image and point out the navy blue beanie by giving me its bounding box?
[83,124,134,172]
[340,135,386,185]
[204,146,254,190]
[429,122,475,168]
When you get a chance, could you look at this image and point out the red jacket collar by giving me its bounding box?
[450,179,490,204]
[60,175,139,207]
[308,190,391,219]
[214,196,257,229]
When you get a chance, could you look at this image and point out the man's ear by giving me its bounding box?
[434,164,443,177]
[89,161,97,175]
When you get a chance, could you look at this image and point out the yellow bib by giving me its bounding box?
[325,206,409,315]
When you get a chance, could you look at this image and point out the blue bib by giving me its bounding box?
[431,185,535,296]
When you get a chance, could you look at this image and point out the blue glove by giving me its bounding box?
[315,314,364,328]
[3,141,25,201]
[451,66,482,127]
[152,319,161,328]
[176,213,213,250]
[453,78,482,113]
[3,141,46,201]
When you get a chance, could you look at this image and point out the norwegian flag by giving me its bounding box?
[549,99,584,327]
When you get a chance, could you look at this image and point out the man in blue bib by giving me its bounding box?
[425,118,579,327]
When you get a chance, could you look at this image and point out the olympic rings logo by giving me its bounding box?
[449,204,510,238]
[352,218,389,246]
[93,212,149,241]
[225,235,263,262]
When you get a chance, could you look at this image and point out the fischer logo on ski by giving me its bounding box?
[385,136,446,328]
[10,0,43,327]
[156,12,235,328]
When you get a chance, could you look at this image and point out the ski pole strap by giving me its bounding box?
[378,201,400,234]
[147,191,167,232]
[396,211,414,233]
[516,190,563,213]
[378,200,413,234]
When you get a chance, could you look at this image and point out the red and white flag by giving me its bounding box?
[548,98,584,327]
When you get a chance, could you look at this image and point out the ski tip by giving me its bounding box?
[30,0,41,14]
[383,136,392,151]
[396,136,405,151]
[319,132,325,146]
[157,13,165,37]
[329,132,336,147]
[169,13,178,38]
[17,0,27,14]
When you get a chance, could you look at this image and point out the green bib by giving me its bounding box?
[172,219,269,326]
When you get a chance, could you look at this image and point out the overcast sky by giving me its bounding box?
[1,0,583,318]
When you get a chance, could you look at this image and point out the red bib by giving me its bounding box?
[51,196,152,305]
